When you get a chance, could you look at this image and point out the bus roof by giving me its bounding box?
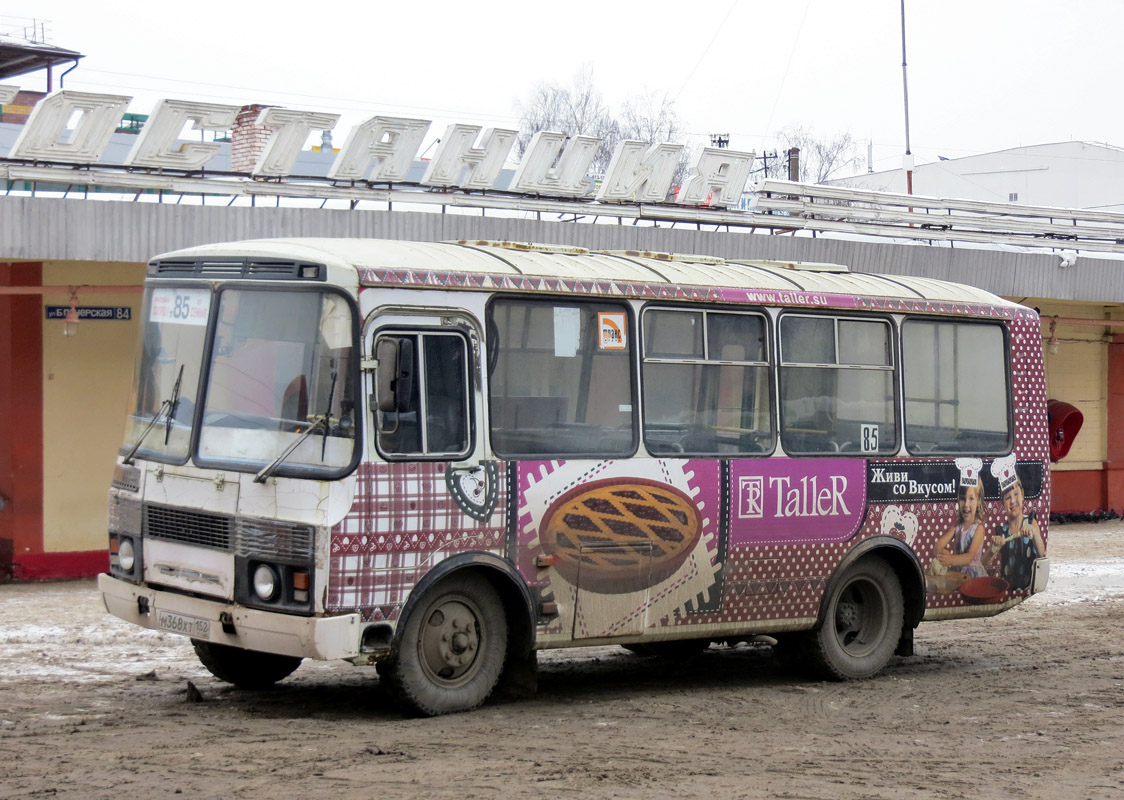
[154,237,1019,308]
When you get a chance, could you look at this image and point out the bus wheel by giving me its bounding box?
[191,639,302,689]
[807,556,904,681]
[378,573,508,716]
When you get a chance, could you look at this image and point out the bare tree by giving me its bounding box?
[514,68,618,176]
[515,69,686,179]
[618,90,682,144]
[763,124,863,184]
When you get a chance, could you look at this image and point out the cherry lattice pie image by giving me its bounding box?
[539,479,702,594]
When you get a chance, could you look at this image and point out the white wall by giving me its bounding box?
[833,142,1124,211]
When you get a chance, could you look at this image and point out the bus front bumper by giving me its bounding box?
[98,573,361,661]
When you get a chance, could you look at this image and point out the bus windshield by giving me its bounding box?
[121,284,357,477]
[121,286,211,463]
[196,288,357,477]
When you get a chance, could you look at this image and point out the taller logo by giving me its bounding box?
[729,459,867,547]
[738,475,764,518]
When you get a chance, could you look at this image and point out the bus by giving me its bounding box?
[100,238,1052,716]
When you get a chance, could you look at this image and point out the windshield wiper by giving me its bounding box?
[255,368,339,483]
[164,364,184,445]
[123,364,184,465]
[253,414,329,484]
[255,367,340,483]
[320,368,338,461]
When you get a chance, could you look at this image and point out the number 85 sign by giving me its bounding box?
[149,288,211,326]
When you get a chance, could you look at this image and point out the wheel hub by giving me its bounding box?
[836,601,859,630]
[421,599,481,683]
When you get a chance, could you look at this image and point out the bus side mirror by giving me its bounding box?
[375,337,414,413]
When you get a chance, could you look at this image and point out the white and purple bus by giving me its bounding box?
[100,238,1051,715]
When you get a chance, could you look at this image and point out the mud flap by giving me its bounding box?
[894,622,914,657]
[493,650,538,702]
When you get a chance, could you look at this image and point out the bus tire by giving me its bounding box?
[378,573,508,716]
[806,555,904,681]
[191,639,302,689]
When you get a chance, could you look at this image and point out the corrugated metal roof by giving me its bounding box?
[2,197,1115,304]
[156,237,1017,307]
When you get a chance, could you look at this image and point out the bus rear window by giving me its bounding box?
[487,298,636,457]
[902,320,1011,454]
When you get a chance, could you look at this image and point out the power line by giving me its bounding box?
[760,0,812,151]
[673,0,738,103]
[64,68,523,125]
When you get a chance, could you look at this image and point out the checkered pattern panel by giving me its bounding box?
[327,461,507,614]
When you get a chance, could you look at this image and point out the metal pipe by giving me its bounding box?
[900,0,913,195]
[59,59,81,89]
[1045,315,1124,328]
[0,285,143,296]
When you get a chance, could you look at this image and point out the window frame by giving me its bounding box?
[777,311,899,457]
[192,281,363,480]
[900,316,1014,456]
[639,304,775,457]
[120,279,214,468]
[372,326,475,462]
[485,294,639,460]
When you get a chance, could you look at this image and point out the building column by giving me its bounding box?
[0,262,44,581]
[1105,333,1124,511]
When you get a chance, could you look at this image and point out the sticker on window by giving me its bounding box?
[860,424,880,452]
[553,307,580,357]
[598,312,627,350]
[149,288,211,326]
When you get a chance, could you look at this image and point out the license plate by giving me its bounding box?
[156,609,212,639]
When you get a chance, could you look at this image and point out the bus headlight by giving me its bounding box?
[252,564,280,602]
[118,538,136,572]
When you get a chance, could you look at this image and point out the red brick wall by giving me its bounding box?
[0,90,45,125]
[231,104,273,173]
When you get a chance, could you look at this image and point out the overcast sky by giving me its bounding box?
[4,1,1122,175]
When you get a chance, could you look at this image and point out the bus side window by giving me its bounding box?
[779,314,897,456]
[487,297,636,457]
[641,308,773,456]
[374,331,471,459]
[902,320,1011,455]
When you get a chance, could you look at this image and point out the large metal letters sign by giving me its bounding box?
[1,88,756,208]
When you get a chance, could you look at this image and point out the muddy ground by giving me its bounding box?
[2,523,1123,800]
